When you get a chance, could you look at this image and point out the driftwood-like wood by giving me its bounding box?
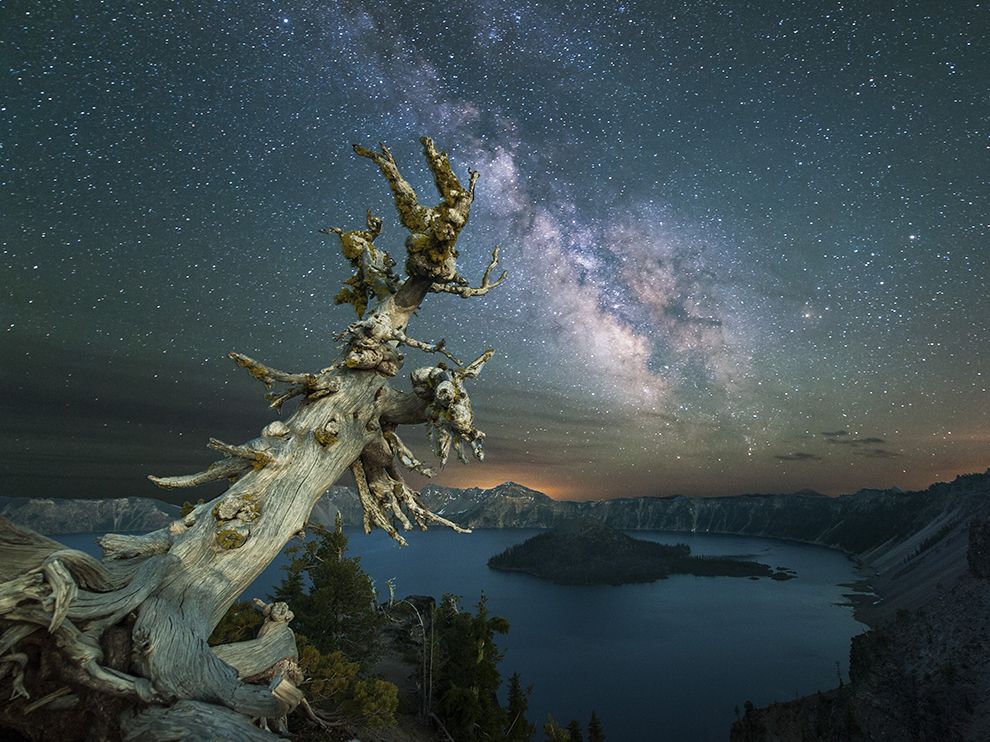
[0,136,505,740]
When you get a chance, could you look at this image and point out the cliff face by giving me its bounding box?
[403,471,990,564]
[0,496,177,534]
[967,517,990,578]
[732,516,990,742]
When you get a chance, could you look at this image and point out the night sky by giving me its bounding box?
[2,1,987,502]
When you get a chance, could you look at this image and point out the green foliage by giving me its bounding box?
[273,513,384,664]
[347,676,399,727]
[543,714,570,742]
[587,711,605,742]
[433,594,510,741]
[296,634,398,728]
[505,672,535,742]
[566,719,583,742]
[207,600,262,645]
[272,562,305,607]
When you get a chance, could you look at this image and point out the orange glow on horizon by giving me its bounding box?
[431,468,572,500]
[431,459,990,504]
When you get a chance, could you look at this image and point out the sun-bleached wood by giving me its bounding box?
[0,136,505,740]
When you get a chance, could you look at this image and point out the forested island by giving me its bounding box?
[488,518,781,585]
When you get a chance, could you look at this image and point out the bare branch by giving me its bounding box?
[148,457,249,490]
[228,352,314,388]
[352,143,431,233]
[431,247,508,298]
[392,329,462,366]
[457,348,496,380]
[420,136,471,205]
[207,438,274,469]
[351,459,404,545]
[228,352,339,409]
[392,478,470,534]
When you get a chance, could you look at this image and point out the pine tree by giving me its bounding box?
[506,671,535,741]
[543,714,570,742]
[587,710,604,742]
[270,556,305,606]
[272,512,383,663]
[567,719,584,742]
[434,594,510,741]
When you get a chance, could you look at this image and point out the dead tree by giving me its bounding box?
[0,137,507,740]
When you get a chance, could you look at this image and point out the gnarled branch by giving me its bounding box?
[322,210,399,317]
[384,430,434,478]
[431,246,508,297]
[354,136,479,283]
[228,352,340,410]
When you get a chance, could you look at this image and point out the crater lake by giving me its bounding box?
[61,528,868,741]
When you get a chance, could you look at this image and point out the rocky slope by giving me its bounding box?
[731,517,990,742]
[0,495,178,534]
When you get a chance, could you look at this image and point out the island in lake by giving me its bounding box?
[488,518,791,585]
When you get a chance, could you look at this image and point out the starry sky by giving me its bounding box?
[2,1,988,503]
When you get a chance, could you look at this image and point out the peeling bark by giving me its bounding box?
[0,136,507,740]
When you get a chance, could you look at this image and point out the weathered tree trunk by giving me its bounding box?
[0,137,506,740]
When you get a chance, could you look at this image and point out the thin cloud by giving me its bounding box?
[855,448,901,459]
[775,452,822,462]
[827,437,886,447]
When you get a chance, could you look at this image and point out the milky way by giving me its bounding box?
[2,1,987,501]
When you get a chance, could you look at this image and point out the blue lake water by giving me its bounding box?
[59,528,867,741]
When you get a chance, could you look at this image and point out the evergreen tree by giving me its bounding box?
[587,710,605,742]
[433,594,510,741]
[272,512,383,663]
[505,672,535,742]
[543,714,570,742]
[566,719,584,742]
[271,560,305,606]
